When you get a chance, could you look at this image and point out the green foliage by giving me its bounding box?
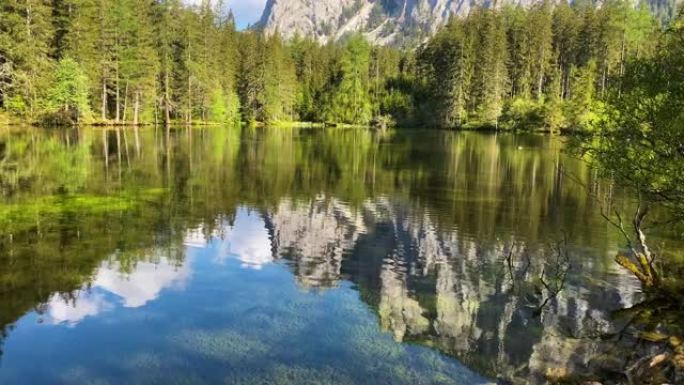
[576,10,684,218]
[5,95,28,116]
[565,61,606,131]
[324,34,373,125]
[208,87,241,125]
[0,0,54,118]
[416,0,658,131]
[500,98,545,131]
[0,0,671,131]
[43,58,91,124]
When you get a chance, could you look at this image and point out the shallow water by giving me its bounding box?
[0,126,672,384]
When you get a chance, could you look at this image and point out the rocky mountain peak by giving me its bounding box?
[257,0,682,45]
[258,0,538,45]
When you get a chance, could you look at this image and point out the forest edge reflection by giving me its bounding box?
[0,125,682,384]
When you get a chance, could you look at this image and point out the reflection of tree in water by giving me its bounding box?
[0,126,680,383]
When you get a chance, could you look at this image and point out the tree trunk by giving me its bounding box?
[187,75,192,126]
[620,29,626,77]
[537,49,545,100]
[601,65,607,96]
[122,81,129,123]
[133,91,140,126]
[164,71,171,127]
[101,75,107,121]
[26,4,31,36]
[115,65,120,123]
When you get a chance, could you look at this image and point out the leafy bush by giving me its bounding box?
[501,98,546,131]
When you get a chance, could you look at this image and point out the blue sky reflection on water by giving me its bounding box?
[0,208,490,385]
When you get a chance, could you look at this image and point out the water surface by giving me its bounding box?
[0,126,667,384]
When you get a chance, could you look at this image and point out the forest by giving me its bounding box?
[0,0,681,132]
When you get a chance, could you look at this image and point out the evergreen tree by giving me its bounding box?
[472,9,509,126]
[417,20,472,127]
[0,0,55,117]
[263,33,297,122]
[528,1,554,99]
[566,60,602,130]
[0,0,670,131]
[237,32,266,123]
[504,5,533,99]
[552,1,581,99]
[153,0,183,126]
[324,34,372,125]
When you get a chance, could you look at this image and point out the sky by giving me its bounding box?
[186,0,267,29]
[225,0,268,29]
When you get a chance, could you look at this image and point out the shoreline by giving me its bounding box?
[0,117,569,134]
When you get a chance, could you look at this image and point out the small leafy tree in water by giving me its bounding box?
[44,58,91,124]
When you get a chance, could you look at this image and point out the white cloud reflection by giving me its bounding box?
[184,209,273,270]
[94,260,191,308]
[46,208,270,326]
[47,256,191,326]
[47,293,111,325]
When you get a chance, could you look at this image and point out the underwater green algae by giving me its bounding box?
[0,189,166,233]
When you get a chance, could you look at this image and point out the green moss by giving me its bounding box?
[0,189,166,233]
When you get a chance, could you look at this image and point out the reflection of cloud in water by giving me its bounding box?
[47,293,111,326]
[47,257,191,325]
[95,260,191,308]
[184,209,272,270]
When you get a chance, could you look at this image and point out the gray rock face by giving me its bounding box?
[257,0,538,45]
[257,0,683,45]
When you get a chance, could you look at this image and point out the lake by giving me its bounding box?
[0,126,673,384]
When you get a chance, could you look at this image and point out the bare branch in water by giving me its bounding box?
[534,238,571,316]
[564,169,661,289]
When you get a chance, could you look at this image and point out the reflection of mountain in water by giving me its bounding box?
[0,127,655,382]
[258,196,641,383]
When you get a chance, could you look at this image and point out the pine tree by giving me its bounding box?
[473,9,509,126]
[528,0,554,100]
[237,32,266,123]
[263,33,297,122]
[215,10,240,124]
[113,0,158,124]
[417,19,472,127]
[0,0,55,117]
[552,1,580,99]
[324,34,372,125]
[566,60,601,130]
[504,5,532,99]
[153,0,183,126]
